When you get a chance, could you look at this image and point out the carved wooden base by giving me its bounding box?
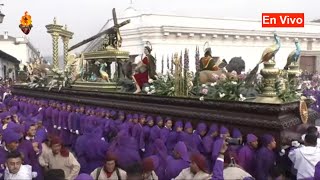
[12,85,319,146]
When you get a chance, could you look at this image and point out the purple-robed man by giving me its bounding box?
[181,122,199,153]
[202,124,219,155]
[34,115,48,144]
[238,133,258,176]
[18,121,43,180]
[150,116,163,141]
[159,117,173,144]
[114,111,125,133]
[151,139,167,180]
[51,104,60,135]
[131,114,146,152]
[211,126,230,164]
[254,134,277,180]
[69,106,81,149]
[0,129,21,176]
[107,110,118,140]
[165,141,190,180]
[225,128,243,164]
[83,127,109,174]
[44,101,54,133]
[143,116,154,157]
[75,124,95,173]
[119,114,133,133]
[59,104,71,146]
[108,130,141,170]
[166,120,183,155]
[195,122,208,153]
[202,124,219,170]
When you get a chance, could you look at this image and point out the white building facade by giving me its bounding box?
[0,32,41,65]
[0,50,20,79]
[84,7,320,74]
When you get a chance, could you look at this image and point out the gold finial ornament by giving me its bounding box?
[53,17,57,24]
[299,100,308,124]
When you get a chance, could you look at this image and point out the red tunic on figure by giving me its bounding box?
[134,57,149,88]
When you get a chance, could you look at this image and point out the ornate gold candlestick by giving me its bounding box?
[287,62,301,87]
[254,61,283,104]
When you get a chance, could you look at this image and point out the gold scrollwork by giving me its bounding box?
[300,100,308,124]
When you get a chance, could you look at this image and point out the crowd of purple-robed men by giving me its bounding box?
[1,89,320,179]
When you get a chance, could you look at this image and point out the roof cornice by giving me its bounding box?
[161,26,320,39]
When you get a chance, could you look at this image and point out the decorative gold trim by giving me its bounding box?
[300,100,308,124]
[83,46,129,60]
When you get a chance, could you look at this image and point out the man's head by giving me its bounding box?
[307,126,319,137]
[6,151,23,174]
[261,134,276,150]
[174,121,183,132]
[184,122,193,134]
[156,116,163,127]
[104,152,117,173]
[204,48,212,57]
[66,105,72,112]
[305,134,318,147]
[220,126,230,139]
[247,134,258,149]
[133,114,139,124]
[79,106,85,113]
[146,116,154,127]
[26,123,37,137]
[139,115,146,125]
[165,118,173,129]
[197,123,207,137]
[50,137,62,155]
[3,131,21,151]
[2,113,11,124]
[190,153,208,174]
[144,47,152,55]
[142,157,156,179]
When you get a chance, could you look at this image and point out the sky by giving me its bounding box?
[0,0,319,56]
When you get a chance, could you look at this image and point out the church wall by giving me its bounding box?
[87,13,320,76]
[120,31,315,73]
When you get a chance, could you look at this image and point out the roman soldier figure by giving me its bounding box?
[200,42,227,72]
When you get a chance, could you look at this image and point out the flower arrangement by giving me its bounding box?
[197,71,247,101]
[275,78,301,102]
[143,72,175,96]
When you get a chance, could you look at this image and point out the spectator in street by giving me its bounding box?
[289,133,320,179]
[90,152,127,180]
[0,130,21,175]
[4,150,37,180]
[45,137,80,180]
[142,156,158,180]
[174,153,211,180]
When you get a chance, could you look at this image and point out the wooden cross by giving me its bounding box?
[112,8,122,49]
[68,8,130,52]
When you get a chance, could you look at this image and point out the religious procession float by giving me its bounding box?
[12,9,319,146]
